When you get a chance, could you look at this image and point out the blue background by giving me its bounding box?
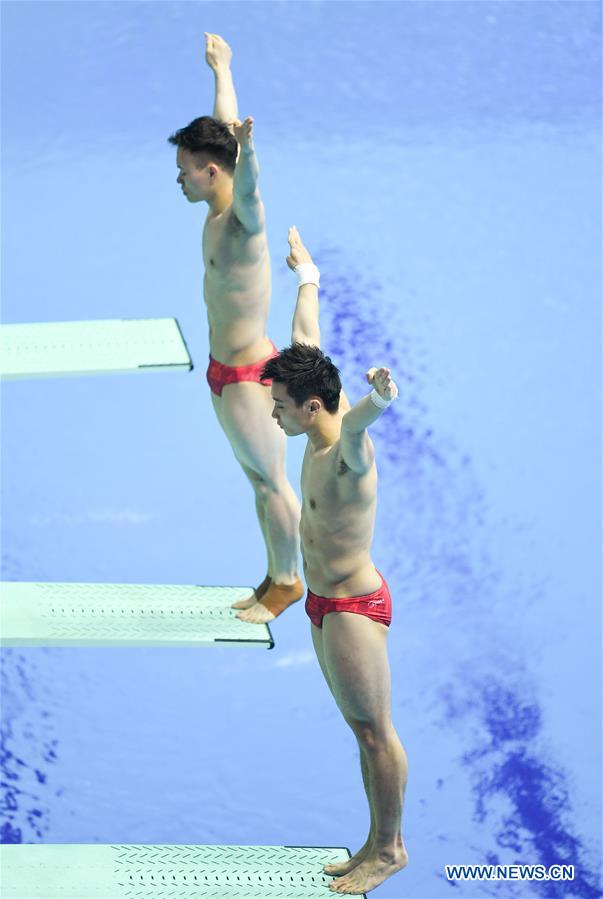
[1,2,601,897]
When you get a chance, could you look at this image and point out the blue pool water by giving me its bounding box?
[1,3,601,897]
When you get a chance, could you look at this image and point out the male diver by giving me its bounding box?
[168,34,302,622]
[261,226,409,895]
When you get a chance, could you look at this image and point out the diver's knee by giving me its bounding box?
[246,470,278,498]
[345,716,393,751]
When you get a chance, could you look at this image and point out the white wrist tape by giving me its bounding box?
[369,387,397,409]
[294,263,320,287]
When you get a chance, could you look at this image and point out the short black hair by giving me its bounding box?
[261,343,342,413]
[168,116,237,174]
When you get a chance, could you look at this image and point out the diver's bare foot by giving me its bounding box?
[236,577,304,623]
[231,575,271,610]
[324,837,373,876]
[328,846,408,894]
[235,600,276,624]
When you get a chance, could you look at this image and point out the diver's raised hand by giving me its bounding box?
[232,116,254,150]
[366,366,399,402]
[205,33,233,71]
[286,226,314,271]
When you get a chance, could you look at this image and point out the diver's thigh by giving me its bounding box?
[311,621,336,697]
[322,611,391,726]
[218,381,287,479]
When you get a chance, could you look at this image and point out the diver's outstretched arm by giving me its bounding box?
[231,117,265,235]
[205,33,238,125]
[339,368,399,474]
[286,226,321,348]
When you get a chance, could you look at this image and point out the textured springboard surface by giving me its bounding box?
[0,583,274,648]
[1,844,364,898]
[0,318,192,378]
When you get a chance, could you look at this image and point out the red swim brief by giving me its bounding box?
[305,571,392,629]
[206,340,279,397]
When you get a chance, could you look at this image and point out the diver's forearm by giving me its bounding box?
[292,284,321,347]
[233,145,259,196]
[342,394,387,434]
[212,67,238,123]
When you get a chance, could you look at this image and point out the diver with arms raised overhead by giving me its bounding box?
[261,226,409,895]
[168,35,302,621]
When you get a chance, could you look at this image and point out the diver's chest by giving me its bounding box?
[302,451,349,511]
[202,216,247,269]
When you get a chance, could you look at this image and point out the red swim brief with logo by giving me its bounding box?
[206,340,279,397]
[305,571,392,629]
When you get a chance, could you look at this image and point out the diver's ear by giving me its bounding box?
[308,399,321,414]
